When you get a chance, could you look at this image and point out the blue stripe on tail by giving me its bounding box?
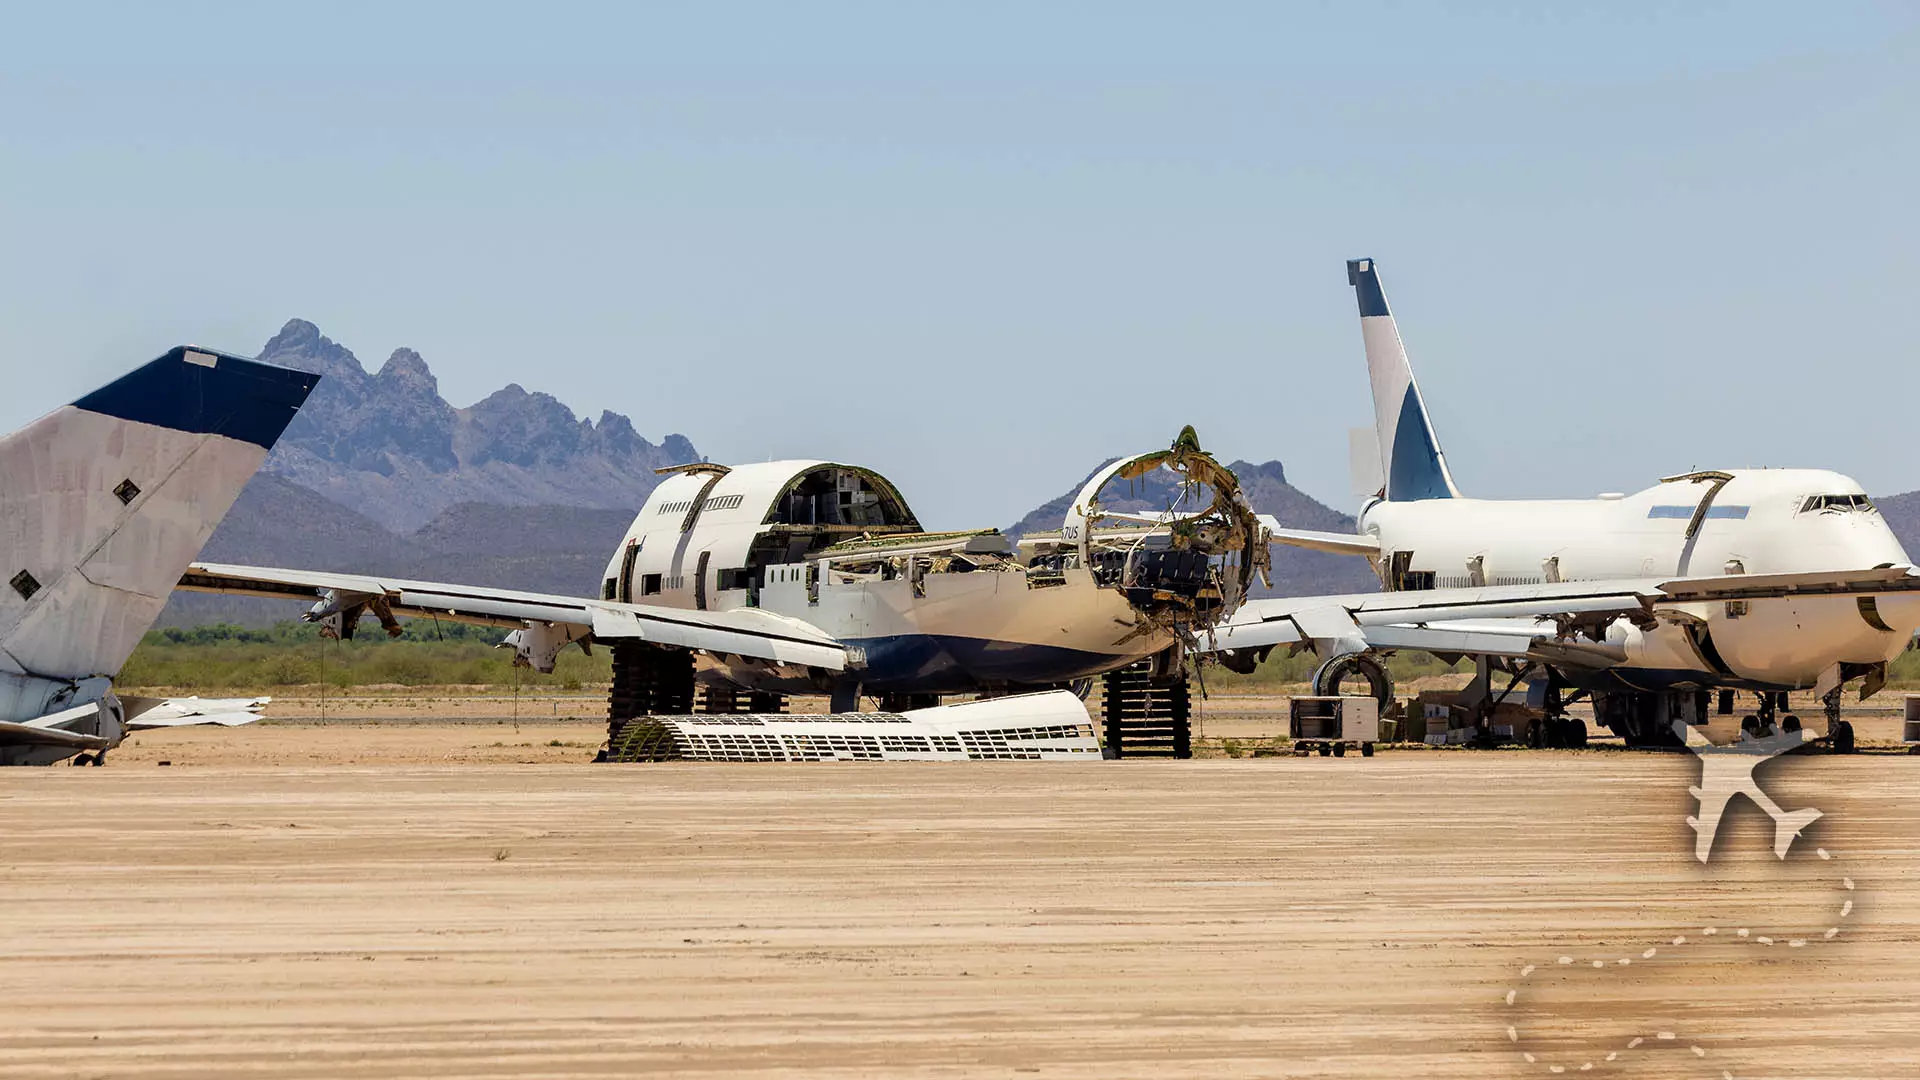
[73,347,319,450]
[1388,385,1451,501]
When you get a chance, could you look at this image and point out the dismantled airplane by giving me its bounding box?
[1211,258,1920,749]
[180,428,1270,759]
[0,348,318,765]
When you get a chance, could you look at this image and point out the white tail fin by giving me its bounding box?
[1347,258,1458,501]
[0,348,317,681]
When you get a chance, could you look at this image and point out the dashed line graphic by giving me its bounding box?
[1504,855,1853,1076]
[1502,720,1856,1076]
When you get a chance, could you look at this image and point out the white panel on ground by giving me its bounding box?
[656,690,1100,762]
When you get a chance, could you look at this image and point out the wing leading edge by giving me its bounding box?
[1208,565,1920,664]
[177,563,848,673]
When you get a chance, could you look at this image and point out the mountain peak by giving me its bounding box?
[256,323,700,530]
[1231,459,1288,486]
[376,347,439,395]
[264,317,323,352]
[260,319,367,389]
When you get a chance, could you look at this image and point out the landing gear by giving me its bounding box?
[1821,688,1857,755]
[1534,716,1586,749]
[1592,691,1689,749]
[1830,719,1856,755]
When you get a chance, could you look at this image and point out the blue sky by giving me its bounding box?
[3,3,1916,527]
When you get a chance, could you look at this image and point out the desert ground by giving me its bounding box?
[3,707,1918,1079]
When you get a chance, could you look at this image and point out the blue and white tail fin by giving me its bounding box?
[0,348,317,683]
[1347,258,1459,501]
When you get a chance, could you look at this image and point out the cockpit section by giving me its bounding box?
[1800,494,1877,515]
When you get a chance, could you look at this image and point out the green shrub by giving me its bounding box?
[120,621,611,692]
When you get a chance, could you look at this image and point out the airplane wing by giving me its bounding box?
[176,563,848,672]
[123,696,272,729]
[1208,565,1920,664]
[1255,515,1383,558]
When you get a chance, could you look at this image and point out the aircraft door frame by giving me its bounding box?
[616,540,641,603]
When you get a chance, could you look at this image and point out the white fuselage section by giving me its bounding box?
[600,461,1173,693]
[1362,469,1920,690]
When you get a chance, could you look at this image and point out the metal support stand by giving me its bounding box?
[1100,660,1192,759]
[603,642,696,762]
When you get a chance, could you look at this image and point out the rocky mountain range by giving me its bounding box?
[256,320,699,532]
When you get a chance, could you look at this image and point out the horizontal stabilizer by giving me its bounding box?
[124,696,271,729]
[1257,516,1381,557]
[0,718,109,750]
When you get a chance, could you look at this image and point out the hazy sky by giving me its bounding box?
[3,3,1916,528]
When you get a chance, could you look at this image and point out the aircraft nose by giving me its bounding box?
[1869,591,1920,637]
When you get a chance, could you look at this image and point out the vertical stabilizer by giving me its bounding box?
[0,348,317,682]
[1347,258,1458,501]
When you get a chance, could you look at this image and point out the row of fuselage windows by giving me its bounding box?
[1433,574,1547,589]
[620,566,797,598]
[656,493,746,516]
[635,574,684,595]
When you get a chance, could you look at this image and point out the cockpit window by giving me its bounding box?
[1801,494,1876,514]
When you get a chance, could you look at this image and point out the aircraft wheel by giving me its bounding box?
[1782,715,1801,734]
[1317,743,1332,757]
[69,754,92,767]
[1740,714,1762,740]
[1524,719,1542,749]
[1831,720,1856,755]
[1360,742,1375,758]
[1333,742,1347,758]
[1564,720,1587,750]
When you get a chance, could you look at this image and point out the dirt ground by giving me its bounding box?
[167,688,1920,753]
[3,718,1918,1078]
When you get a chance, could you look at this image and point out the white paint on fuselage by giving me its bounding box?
[1364,469,1920,689]
[603,460,1172,691]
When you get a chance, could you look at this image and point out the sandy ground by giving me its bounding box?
[3,726,1918,1078]
[165,688,1920,751]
